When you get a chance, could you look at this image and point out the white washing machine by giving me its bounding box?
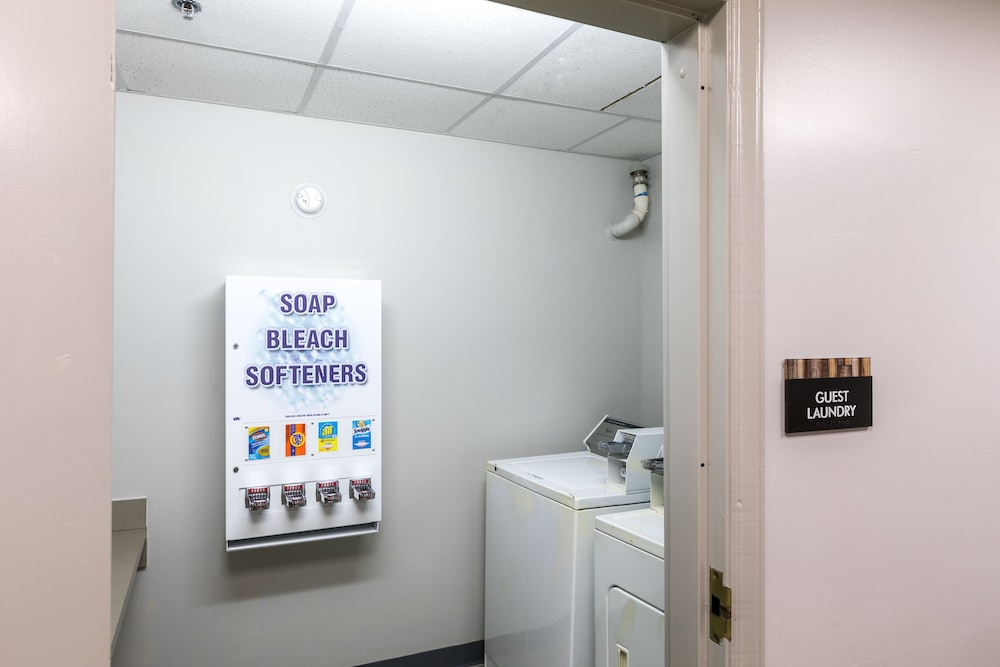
[485,418,663,667]
[594,458,665,667]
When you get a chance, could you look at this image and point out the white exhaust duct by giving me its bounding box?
[607,163,650,239]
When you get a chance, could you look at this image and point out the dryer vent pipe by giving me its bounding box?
[607,163,650,239]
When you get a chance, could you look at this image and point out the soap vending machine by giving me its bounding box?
[224,276,382,551]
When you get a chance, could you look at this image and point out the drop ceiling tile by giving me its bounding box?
[117,34,315,113]
[450,98,623,152]
[571,119,662,160]
[329,0,572,92]
[304,68,488,133]
[604,79,661,121]
[117,0,344,64]
[504,25,661,110]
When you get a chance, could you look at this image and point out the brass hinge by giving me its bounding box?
[710,567,732,644]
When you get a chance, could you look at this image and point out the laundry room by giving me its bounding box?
[110,1,692,665]
[24,0,1000,665]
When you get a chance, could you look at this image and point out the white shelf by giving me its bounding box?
[111,498,147,656]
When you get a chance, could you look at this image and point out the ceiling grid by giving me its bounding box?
[115,0,666,160]
[295,0,358,114]
[443,22,582,135]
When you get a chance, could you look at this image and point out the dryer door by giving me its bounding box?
[606,587,665,667]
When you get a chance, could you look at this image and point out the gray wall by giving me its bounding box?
[112,93,663,666]
[639,154,664,426]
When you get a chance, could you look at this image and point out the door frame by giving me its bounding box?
[723,1,765,664]
[669,3,766,664]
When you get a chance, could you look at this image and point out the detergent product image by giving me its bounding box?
[248,426,270,460]
[318,421,339,452]
[352,419,372,450]
[286,423,306,457]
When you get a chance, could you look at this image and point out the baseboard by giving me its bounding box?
[355,640,484,667]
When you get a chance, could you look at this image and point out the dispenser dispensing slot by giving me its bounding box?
[350,478,375,501]
[246,486,270,511]
[281,483,307,508]
[316,480,342,504]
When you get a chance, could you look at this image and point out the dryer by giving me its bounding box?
[594,457,665,667]
[485,417,663,667]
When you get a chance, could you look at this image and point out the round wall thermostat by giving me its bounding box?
[291,184,326,218]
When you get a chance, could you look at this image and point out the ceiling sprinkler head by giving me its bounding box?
[172,0,202,20]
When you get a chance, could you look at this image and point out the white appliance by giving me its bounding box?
[594,457,665,667]
[485,417,663,667]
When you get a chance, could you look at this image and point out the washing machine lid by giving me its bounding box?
[595,508,664,559]
[487,451,650,510]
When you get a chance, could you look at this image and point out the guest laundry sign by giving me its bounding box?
[784,358,872,434]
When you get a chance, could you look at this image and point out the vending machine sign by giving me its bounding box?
[225,276,382,551]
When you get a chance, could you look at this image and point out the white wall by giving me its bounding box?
[0,2,113,665]
[763,1,1000,664]
[112,93,662,666]
[641,153,665,427]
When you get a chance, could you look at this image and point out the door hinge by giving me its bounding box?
[710,567,732,644]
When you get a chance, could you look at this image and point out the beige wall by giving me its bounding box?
[0,1,114,664]
[763,0,1000,664]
